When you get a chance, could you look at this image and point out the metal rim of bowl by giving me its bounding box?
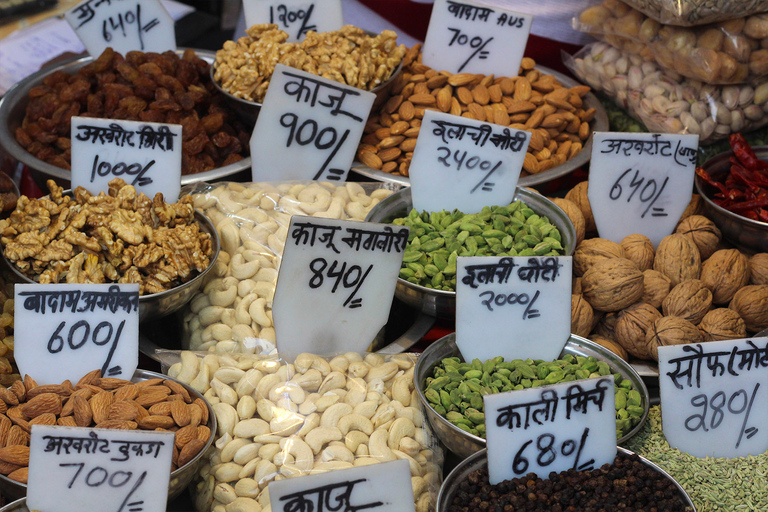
[0,48,251,190]
[414,332,650,459]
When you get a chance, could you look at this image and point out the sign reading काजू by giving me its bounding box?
[242,0,343,41]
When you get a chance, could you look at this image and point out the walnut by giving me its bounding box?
[564,181,595,232]
[729,285,768,332]
[582,258,644,312]
[654,233,701,287]
[700,248,750,304]
[552,198,586,246]
[699,308,747,341]
[593,311,618,341]
[641,269,671,309]
[3,231,45,261]
[590,334,629,361]
[675,215,721,260]
[620,234,654,271]
[749,253,768,285]
[572,277,583,295]
[661,279,712,324]
[573,238,625,276]
[615,303,663,360]
[571,294,594,338]
[35,239,74,262]
[645,316,703,361]
[678,193,706,222]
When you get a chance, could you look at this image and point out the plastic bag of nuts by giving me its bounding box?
[182,181,397,354]
[163,350,443,512]
[620,0,768,27]
[566,42,768,142]
[575,0,768,84]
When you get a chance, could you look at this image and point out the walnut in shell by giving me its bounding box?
[573,238,625,276]
[571,294,594,338]
[678,194,706,222]
[593,311,618,341]
[642,269,672,309]
[698,308,747,342]
[645,316,703,361]
[675,215,722,260]
[700,249,750,305]
[590,334,629,361]
[564,181,595,233]
[729,285,768,332]
[620,234,654,271]
[552,198,586,247]
[572,277,583,295]
[615,303,663,360]
[653,234,701,287]
[661,279,712,324]
[749,253,768,285]
[582,258,643,312]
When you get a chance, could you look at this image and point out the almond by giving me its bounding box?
[21,375,34,394]
[0,388,18,406]
[381,161,398,174]
[0,460,20,475]
[96,377,132,390]
[0,415,10,447]
[8,467,27,483]
[468,103,486,121]
[399,138,417,153]
[384,94,403,114]
[426,74,448,89]
[377,135,405,149]
[456,87,473,105]
[447,73,476,86]
[29,413,57,426]
[541,113,565,129]
[514,78,532,101]
[398,100,415,121]
[450,97,462,116]
[196,425,211,443]
[57,416,77,427]
[77,369,101,388]
[174,425,197,448]
[378,147,402,163]
[523,153,540,174]
[472,84,490,105]
[194,399,209,424]
[73,395,93,427]
[135,378,165,389]
[10,381,25,402]
[7,407,29,432]
[6,425,28,447]
[187,403,202,429]
[90,391,113,424]
[374,127,391,140]
[170,400,191,427]
[177,438,206,467]
[358,150,383,170]
[134,388,171,408]
[26,384,68,400]
[436,86,452,112]
[95,420,138,430]
[0,445,29,466]
[148,402,172,416]
[488,84,503,103]
[109,401,138,421]
[138,415,176,430]
[389,121,410,136]
[0,401,6,415]
[132,401,150,421]
[21,393,61,419]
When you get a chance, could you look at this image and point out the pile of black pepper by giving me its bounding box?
[446,452,693,512]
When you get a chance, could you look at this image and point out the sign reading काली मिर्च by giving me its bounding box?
[27,425,175,512]
[242,0,343,42]
[588,132,699,248]
[271,216,409,357]
[455,256,572,363]
[70,116,182,200]
[64,0,175,57]
[13,283,139,385]
[250,63,375,183]
[408,109,531,214]
[658,337,768,458]
[268,459,415,512]
[421,0,533,76]
[484,376,618,484]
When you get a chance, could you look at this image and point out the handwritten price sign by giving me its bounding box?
[242,0,342,41]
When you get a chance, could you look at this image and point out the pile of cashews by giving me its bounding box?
[183,181,395,353]
[167,350,442,512]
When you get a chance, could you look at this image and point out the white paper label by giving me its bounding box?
[28,425,174,512]
[268,459,415,512]
[455,256,571,362]
[65,0,175,56]
[251,64,375,182]
[242,0,343,41]
[485,376,617,484]
[589,132,699,247]
[409,110,530,214]
[70,117,181,199]
[658,338,768,458]
[421,0,532,76]
[272,216,408,356]
[14,283,139,385]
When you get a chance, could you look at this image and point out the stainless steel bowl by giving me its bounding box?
[365,187,577,317]
[436,447,696,512]
[0,49,251,192]
[0,209,220,322]
[415,333,649,459]
[0,368,217,502]
[695,146,768,253]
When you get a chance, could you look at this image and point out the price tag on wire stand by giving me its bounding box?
[14,283,139,385]
[28,425,174,512]
[251,63,375,182]
[455,256,571,362]
[484,376,617,484]
[589,132,699,247]
[409,109,530,214]
[268,459,415,512]
[64,0,175,56]
[242,0,343,41]
[71,117,181,200]
[421,0,533,76]
[272,216,409,357]
[658,337,768,458]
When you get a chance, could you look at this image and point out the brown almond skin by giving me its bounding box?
[177,438,206,467]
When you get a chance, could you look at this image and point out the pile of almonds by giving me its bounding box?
[0,370,212,483]
[357,44,595,177]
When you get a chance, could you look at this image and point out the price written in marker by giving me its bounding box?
[658,337,768,458]
[251,64,375,182]
[242,0,342,42]
[409,110,530,214]
[421,0,533,76]
[589,132,699,247]
[484,376,617,483]
[272,216,409,357]
[14,283,139,385]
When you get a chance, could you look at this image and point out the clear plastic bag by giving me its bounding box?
[619,0,768,26]
[575,0,768,83]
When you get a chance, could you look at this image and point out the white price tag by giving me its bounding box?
[28,425,174,512]
[250,64,375,182]
[70,117,181,199]
[422,0,532,76]
[242,0,343,41]
[64,0,175,56]
[456,256,571,362]
[14,283,139,385]
[589,132,699,247]
[658,338,768,458]
[268,459,415,512]
[272,216,408,357]
[409,110,530,214]
[485,376,617,484]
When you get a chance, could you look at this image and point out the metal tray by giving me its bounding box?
[350,65,609,187]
